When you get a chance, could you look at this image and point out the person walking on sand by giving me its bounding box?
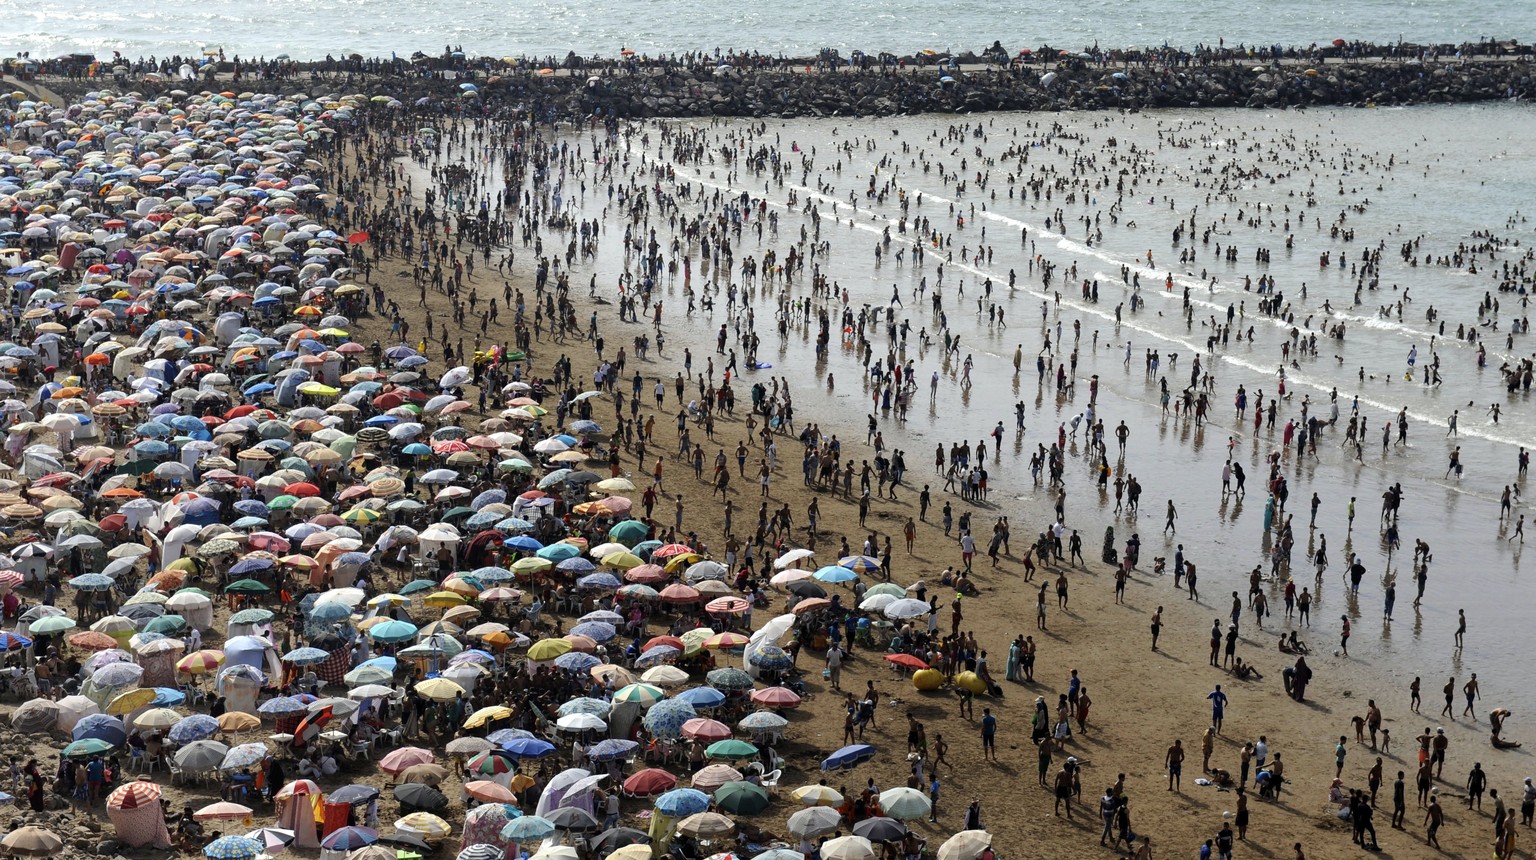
[1208,685,1229,735]
[1164,499,1177,534]
[980,707,998,762]
[1424,792,1444,848]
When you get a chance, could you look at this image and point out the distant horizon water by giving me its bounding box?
[0,0,1532,62]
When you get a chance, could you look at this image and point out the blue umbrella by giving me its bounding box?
[258,696,308,716]
[813,565,857,583]
[642,699,696,740]
[585,738,639,762]
[369,619,418,643]
[152,687,186,706]
[821,744,876,771]
[748,643,794,671]
[470,489,507,510]
[574,573,619,591]
[282,647,330,665]
[169,714,221,744]
[320,827,378,850]
[470,566,514,583]
[558,558,597,575]
[205,835,263,860]
[654,788,711,817]
[636,645,681,668]
[68,573,115,591]
[502,737,556,758]
[569,621,616,642]
[0,632,31,650]
[233,500,270,517]
[675,687,727,708]
[496,518,535,532]
[71,714,127,746]
[308,603,351,623]
[553,652,600,672]
[500,817,555,842]
[504,535,542,552]
[486,728,535,745]
[535,543,579,562]
[230,558,273,576]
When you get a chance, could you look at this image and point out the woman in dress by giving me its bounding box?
[1006,635,1023,683]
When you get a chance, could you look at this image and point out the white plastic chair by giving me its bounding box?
[760,769,781,793]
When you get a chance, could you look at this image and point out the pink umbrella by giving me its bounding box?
[681,718,732,741]
[750,687,803,709]
[379,747,436,777]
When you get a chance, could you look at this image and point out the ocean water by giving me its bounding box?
[399,101,1536,712]
[0,0,1531,62]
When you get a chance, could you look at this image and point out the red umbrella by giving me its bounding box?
[1332,38,1347,47]
[644,635,685,652]
[626,564,667,583]
[885,653,929,670]
[284,482,320,497]
[347,231,370,245]
[622,768,677,796]
[651,543,695,559]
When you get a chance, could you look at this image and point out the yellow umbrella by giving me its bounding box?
[106,688,157,715]
[662,553,702,573]
[527,638,572,661]
[341,506,382,525]
[414,678,466,702]
[462,705,514,729]
[511,557,552,574]
[423,591,467,608]
[601,551,644,571]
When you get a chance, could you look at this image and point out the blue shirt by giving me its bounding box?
[982,714,997,737]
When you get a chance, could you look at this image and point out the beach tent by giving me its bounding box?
[107,782,173,848]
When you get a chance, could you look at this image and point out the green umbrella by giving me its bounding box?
[704,739,758,761]
[497,459,533,473]
[63,738,115,758]
[144,615,188,634]
[442,506,474,521]
[267,494,299,511]
[713,780,770,814]
[29,615,76,634]
[225,579,271,594]
[230,608,275,624]
[607,520,649,546]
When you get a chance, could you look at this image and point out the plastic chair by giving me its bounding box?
[760,769,781,793]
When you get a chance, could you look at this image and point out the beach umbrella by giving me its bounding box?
[877,787,932,820]
[621,769,676,797]
[705,668,752,690]
[791,785,843,807]
[586,738,639,762]
[821,836,876,860]
[458,846,505,860]
[500,816,554,842]
[884,599,931,619]
[393,783,449,812]
[705,739,757,760]
[640,666,689,687]
[500,738,555,759]
[689,764,741,791]
[713,781,770,815]
[176,740,231,771]
[107,781,163,810]
[739,711,789,733]
[204,835,263,860]
[821,744,875,771]
[10,700,57,734]
[63,738,116,758]
[196,802,257,821]
[394,812,452,839]
[221,742,270,771]
[588,828,649,856]
[675,812,734,839]
[613,683,665,707]
[169,713,221,743]
[1,828,63,857]
[936,831,992,860]
[244,828,295,854]
[851,818,906,843]
[642,699,696,739]
[787,806,843,838]
[653,787,711,817]
[321,827,378,851]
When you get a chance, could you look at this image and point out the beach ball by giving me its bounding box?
[912,669,944,691]
[953,671,987,694]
